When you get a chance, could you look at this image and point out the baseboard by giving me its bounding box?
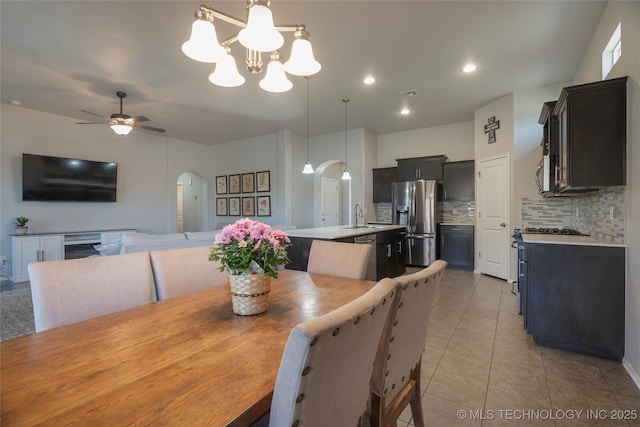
[622,357,640,391]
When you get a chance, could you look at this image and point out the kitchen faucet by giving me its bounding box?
[354,203,364,228]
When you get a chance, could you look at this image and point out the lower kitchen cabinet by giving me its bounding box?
[11,234,64,282]
[438,225,474,271]
[376,231,406,279]
[524,243,625,361]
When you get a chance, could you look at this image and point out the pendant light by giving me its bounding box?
[302,76,314,174]
[341,99,352,181]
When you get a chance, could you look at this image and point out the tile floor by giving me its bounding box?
[400,269,640,427]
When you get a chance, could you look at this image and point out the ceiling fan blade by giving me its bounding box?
[80,110,109,119]
[75,121,109,124]
[131,116,150,123]
[133,123,166,133]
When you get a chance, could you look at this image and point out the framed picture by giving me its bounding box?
[256,171,270,192]
[228,197,241,216]
[216,198,228,216]
[257,195,271,217]
[215,176,227,195]
[242,196,255,216]
[242,173,255,193]
[229,174,241,194]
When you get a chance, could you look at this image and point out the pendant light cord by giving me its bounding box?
[343,98,350,163]
[307,77,310,161]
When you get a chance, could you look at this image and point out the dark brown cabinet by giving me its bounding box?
[372,167,397,202]
[554,77,627,193]
[396,155,447,181]
[376,230,406,279]
[443,160,474,201]
[438,225,474,271]
[523,242,625,361]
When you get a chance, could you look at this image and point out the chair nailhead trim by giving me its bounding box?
[389,336,394,343]
[296,393,305,403]
[392,384,396,389]
[292,420,299,427]
[354,316,360,325]
[401,376,405,381]
[310,337,318,346]
[302,366,310,376]
[382,297,387,305]
[383,387,387,394]
[398,302,403,308]
[385,371,389,376]
[370,307,376,315]
[387,354,391,360]
[393,320,398,326]
[332,327,340,336]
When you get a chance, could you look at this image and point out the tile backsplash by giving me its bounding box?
[521,187,625,243]
[373,200,475,225]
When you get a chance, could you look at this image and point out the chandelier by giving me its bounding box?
[182,1,321,93]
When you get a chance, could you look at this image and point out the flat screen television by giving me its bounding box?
[22,153,118,202]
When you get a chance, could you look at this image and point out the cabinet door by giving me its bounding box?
[372,167,397,202]
[40,235,64,261]
[418,157,445,181]
[439,226,474,270]
[11,236,40,282]
[443,161,474,201]
[394,237,406,275]
[396,159,421,181]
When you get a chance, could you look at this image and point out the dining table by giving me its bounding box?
[0,270,374,426]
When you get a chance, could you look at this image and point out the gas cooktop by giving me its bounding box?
[518,227,589,236]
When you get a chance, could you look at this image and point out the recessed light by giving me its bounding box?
[363,75,376,85]
[462,63,477,73]
[10,100,22,106]
[400,107,411,115]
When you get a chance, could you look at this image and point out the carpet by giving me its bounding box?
[0,288,35,341]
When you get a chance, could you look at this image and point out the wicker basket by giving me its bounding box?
[228,274,271,315]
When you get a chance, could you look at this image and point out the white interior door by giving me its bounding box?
[321,177,340,227]
[176,184,184,233]
[476,155,510,279]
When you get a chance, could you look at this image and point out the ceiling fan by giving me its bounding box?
[75,91,166,135]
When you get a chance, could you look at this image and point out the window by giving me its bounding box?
[602,22,622,79]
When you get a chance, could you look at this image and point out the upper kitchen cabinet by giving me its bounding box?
[396,155,447,181]
[554,76,627,193]
[372,167,397,203]
[443,160,474,201]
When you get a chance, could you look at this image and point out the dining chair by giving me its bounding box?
[306,240,372,280]
[149,246,227,300]
[28,252,155,332]
[369,260,448,427]
[267,277,400,427]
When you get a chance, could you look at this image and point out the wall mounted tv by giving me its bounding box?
[22,153,118,202]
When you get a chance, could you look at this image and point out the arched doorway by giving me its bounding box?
[176,172,208,232]
[313,160,351,227]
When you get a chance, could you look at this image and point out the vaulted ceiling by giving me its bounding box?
[0,1,606,145]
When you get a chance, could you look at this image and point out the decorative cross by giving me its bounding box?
[484,116,500,144]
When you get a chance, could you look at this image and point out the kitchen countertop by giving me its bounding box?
[286,224,405,240]
[521,233,626,247]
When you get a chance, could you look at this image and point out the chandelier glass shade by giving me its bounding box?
[183,1,321,92]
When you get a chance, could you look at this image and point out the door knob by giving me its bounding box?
[500,223,506,227]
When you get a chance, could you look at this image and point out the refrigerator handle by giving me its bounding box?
[409,184,417,233]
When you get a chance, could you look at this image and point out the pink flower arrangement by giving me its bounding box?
[209,218,291,278]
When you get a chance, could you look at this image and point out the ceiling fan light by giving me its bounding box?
[259,55,292,92]
[182,19,225,63]
[111,124,133,135]
[238,4,284,52]
[284,36,321,76]
[302,161,315,174]
[208,50,246,87]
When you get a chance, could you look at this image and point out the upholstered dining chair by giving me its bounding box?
[267,277,400,427]
[28,252,155,332]
[306,240,372,280]
[150,246,228,300]
[369,260,448,427]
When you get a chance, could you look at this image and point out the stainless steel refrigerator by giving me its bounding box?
[392,180,439,266]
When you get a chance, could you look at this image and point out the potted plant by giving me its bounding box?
[209,218,290,315]
[15,216,29,235]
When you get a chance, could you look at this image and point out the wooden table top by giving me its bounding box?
[0,270,374,426]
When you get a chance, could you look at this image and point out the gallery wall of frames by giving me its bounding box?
[215,170,271,217]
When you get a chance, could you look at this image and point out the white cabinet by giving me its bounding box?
[11,234,64,282]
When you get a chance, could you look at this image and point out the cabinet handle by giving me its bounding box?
[397,241,402,254]
[387,244,392,258]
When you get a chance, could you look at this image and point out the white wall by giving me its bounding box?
[378,121,475,167]
[570,0,640,384]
